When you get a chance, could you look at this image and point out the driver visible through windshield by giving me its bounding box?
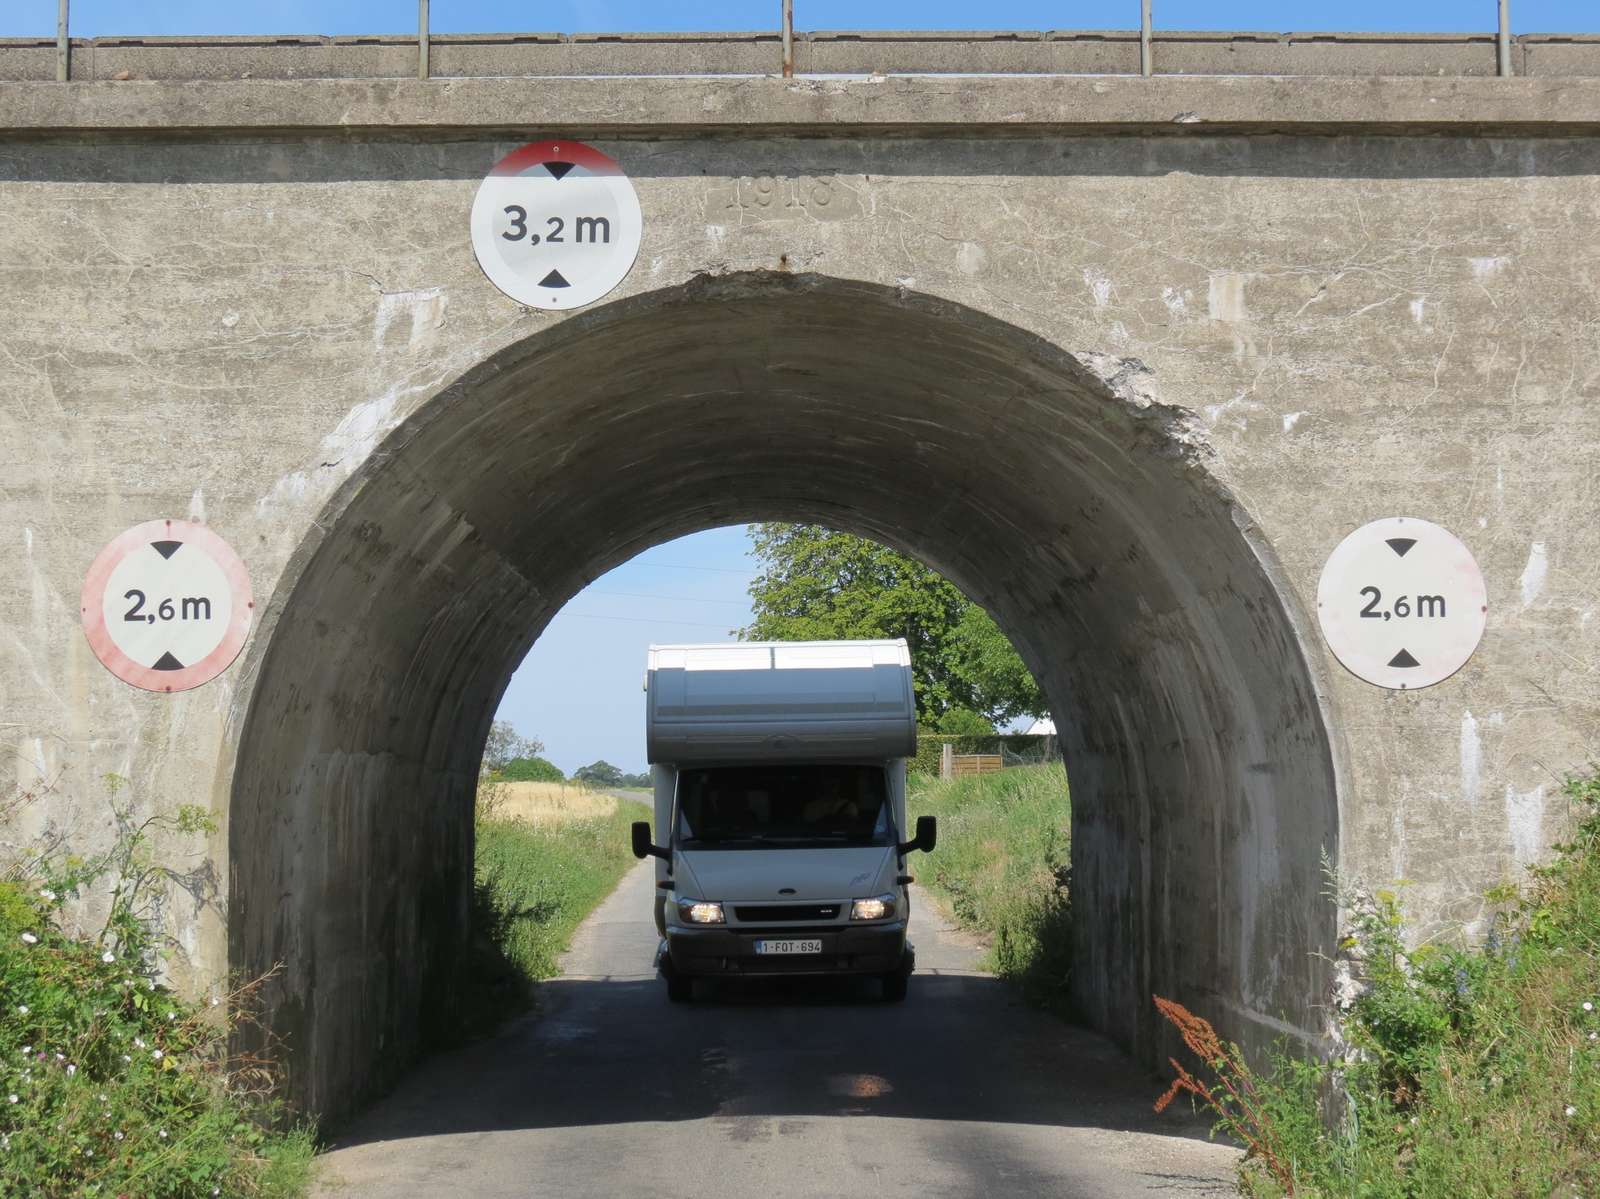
[676,763,890,848]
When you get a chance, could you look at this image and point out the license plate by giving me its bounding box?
[754,938,823,955]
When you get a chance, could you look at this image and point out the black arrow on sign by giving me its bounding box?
[151,540,182,560]
[1386,538,1417,558]
[152,651,185,671]
[544,161,575,181]
[1387,648,1420,668]
[539,269,571,288]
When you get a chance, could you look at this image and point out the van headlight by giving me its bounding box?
[677,898,725,925]
[850,893,897,922]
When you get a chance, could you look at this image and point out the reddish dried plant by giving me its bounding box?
[1153,995,1296,1195]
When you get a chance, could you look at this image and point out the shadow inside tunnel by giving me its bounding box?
[322,969,1218,1151]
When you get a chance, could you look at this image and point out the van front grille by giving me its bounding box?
[734,904,840,923]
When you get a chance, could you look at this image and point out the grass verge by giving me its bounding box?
[1157,771,1600,1197]
[448,796,647,1041]
[909,763,1072,1013]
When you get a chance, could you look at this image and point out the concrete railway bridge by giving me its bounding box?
[3,31,1599,1120]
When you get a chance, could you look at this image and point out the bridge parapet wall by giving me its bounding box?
[5,29,1600,84]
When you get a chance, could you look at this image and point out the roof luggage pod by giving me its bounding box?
[645,639,917,765]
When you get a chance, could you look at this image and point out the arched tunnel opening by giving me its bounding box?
[227,272,1341,1120]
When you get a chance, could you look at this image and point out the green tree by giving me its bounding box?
[483,720,544,774]
[934,706,996,736]
[740,523,1044,724]
[502,756,564,783]
[949,604,1047,724]
[574,760,624,788]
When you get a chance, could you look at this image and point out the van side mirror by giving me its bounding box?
[899,815,937,856]
[632,820,669,861]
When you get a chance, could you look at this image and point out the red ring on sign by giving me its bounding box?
[80,518,254,693]
[488,139,625,178]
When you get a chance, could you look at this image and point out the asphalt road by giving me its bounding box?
[314,862,1240,1198]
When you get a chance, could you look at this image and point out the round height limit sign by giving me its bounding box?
[81,519,253,693]
[1317,517,1488,690]
[470,140,643,310]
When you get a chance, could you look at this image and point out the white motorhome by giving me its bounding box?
[632,639,937,1002]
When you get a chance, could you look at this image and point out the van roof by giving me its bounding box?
[644,639,916,765]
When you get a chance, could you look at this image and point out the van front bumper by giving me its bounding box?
[665,921,907,977]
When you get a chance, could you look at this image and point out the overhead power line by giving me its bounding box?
[587,589,751,606]
[564,613,740,631]
[627,561,751,575]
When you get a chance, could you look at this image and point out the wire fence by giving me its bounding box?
[43,0,1527,83]
[911,732,1061,776]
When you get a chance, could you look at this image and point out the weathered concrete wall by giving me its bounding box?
[2,70,1598,1118]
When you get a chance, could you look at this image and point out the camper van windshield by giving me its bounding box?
[676,764,891,848]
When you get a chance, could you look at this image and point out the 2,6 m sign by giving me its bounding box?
[1359,588,1447,621]
[122,591,213,623]
[1317,517,1487,689]
[81,519,253,693]
[470,140,643,311]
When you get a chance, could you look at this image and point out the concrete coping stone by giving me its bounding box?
[6,73,1600,137]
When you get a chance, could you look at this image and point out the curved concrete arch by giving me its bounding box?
[228,272,1340,1118]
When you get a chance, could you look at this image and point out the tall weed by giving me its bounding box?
[0,780,314,1198]
[1156,770,1600,1198]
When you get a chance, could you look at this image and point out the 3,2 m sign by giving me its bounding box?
[470,140,643,311]
[1317,517,1487,689]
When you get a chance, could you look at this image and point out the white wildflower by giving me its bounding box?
[1585,1002,1594,1012]
[83,1148,92,1157]
[151,1050,163,1061]
[121,1055,131,1063]
[19,1047,29,1056]
[16,1006,27,1016]
[53,1054,63,1062]
[133,1038,145,1049]
[19,933,36,945]
[167,1012,177,1022]
[6,1096,16,1104]
[65,1064,75,1077]
[38,890,54,901]
[1567,1105,1578,1117]
[158,1129,168,1139]
[101,951,115,964]
[114,1131,124,1141]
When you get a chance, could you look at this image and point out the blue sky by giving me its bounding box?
[4,1,1598,36]
[500,526,757,775]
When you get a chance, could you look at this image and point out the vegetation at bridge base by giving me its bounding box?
[449,793,647,1042]
[1155,770,1600,1199]
[908,764,1073,1015]
[0,782,315,1199]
